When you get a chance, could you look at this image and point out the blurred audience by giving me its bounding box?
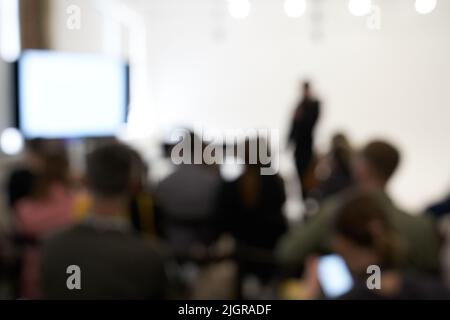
[276,140,441,276]
[0,132,447,300]
[41,143,168,299]
[0,103,448,300]
[330,193,449,299]
[6,140,74,298]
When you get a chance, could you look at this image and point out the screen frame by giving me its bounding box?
[14,50,130,140]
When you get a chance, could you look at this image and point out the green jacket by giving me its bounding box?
[276,189,440,274]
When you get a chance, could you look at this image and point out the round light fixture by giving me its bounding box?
[228,0,251,19]
[348,0,372,17]
[0,127,24,156]
[415,0,437,14]
[284,0,306,18]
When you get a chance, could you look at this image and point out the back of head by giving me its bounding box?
[25,138,46,157]
[86,143,141,199]
[331,132,352,173]
[360,140,401,185]
[31,141,70,198]
[331,133,350,150]
[302,80,311,99]
[333,192,401,271]
[303,81,310,91]
[39,152,70,185]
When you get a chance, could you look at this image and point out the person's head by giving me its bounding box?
[330,132,352,174]
[301,81,311,99]
[25,139,68,168]
[86,143,143,204]
[25,138,45,164]
[352,140,400,190]
[29,140,70,198]
[332,192,400,278]
[331,133,350,150]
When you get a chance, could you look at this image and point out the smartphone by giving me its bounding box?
[317,254,354,298]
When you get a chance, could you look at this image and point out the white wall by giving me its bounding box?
[49,0,450,211]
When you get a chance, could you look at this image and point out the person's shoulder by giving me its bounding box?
[41,223,87,259]
[156,167,190,195]
[44,222,86,242]
[319,187,357,214]
[123,237,169,271]
[387,198,434,228]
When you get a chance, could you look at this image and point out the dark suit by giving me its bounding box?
[288,98,320,195]
[41,218,168,299]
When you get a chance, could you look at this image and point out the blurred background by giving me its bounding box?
[2,0,450,210]
[0,0,450,300]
